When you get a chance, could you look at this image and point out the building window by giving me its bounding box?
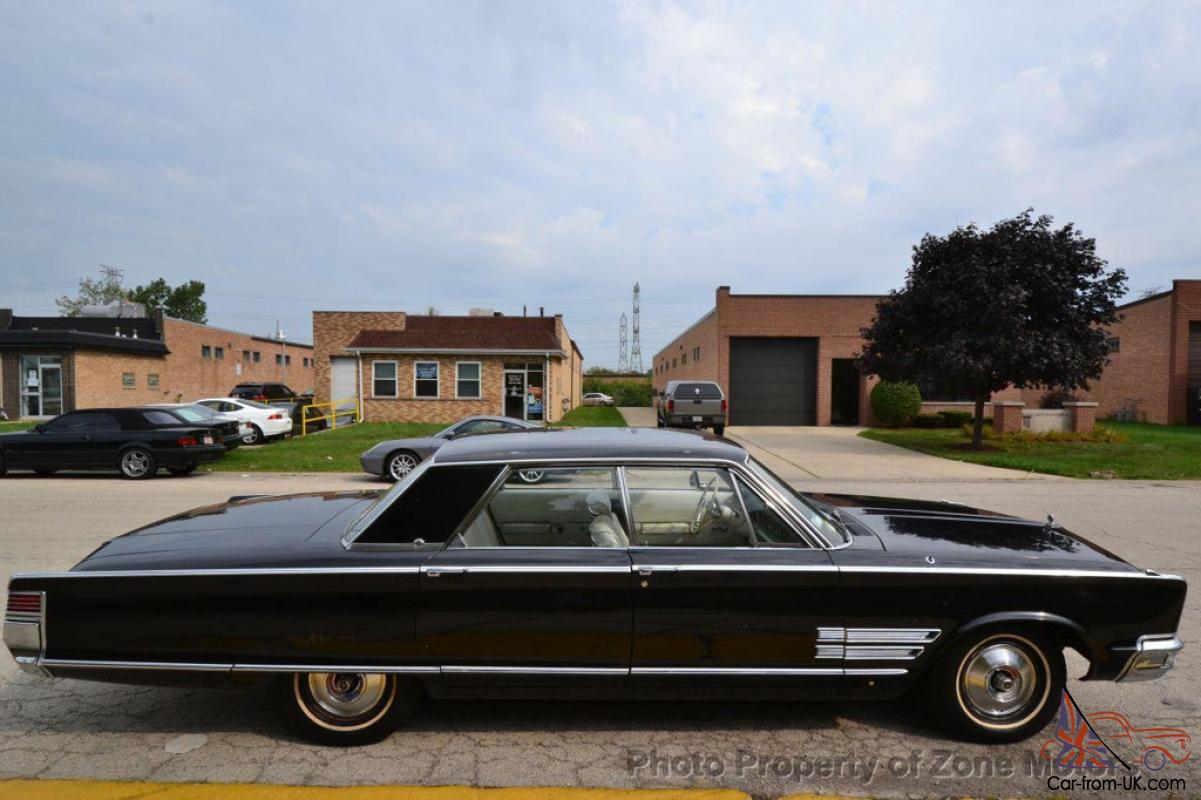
[681,353,687,365]
[672,358,677,368]
[456,362,482,398]
[215,347,224,360]
[372,361,398,397]
[253,351,261,363]
[275,354,283,365]
[122,372,135,389]
[242,350,251,361]
[148,373,159,388]
[694,346,700,361]
[285,354,291,365]
[201,345,212,359]
[415,361,439,398]
[1107,337,1120,353]
[303,357,310,367]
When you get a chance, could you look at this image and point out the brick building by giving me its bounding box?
[312,310,582,425]
[1055,279,1201,425]
[0,308,312,419]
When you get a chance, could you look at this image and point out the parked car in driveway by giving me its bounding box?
[360,415,539,480]
[0,407,226,479]
[230,382,304,403]
[4,428,1184,746]
[195,398,292,444]
[583,392,614,406]
[148,404,245,450]
[658,380,726,435]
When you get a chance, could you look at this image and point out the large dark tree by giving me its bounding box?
[127,278,208,323]
[858,210,1127,448]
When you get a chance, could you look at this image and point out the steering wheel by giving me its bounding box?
[692,477,721,533]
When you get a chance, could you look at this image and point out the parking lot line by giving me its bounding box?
[0,781,755,800]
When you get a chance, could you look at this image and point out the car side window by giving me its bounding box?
[356,465,503,545]
[142,410,183,426]
[43,413,100,432]
[455,467,628,548]
[733,476,807,546]
[624,467,754,547]
[455,419,506,436]
[92,413,122,433]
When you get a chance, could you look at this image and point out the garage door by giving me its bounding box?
[729,337,817,425]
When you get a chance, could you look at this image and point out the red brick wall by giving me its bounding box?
[653,308,719,393]
[1168,280,1201,424]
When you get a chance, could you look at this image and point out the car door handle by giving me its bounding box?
[424,567,469,577]
[637,566,679,576]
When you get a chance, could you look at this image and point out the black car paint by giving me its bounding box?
[6,429,1186,701]
[0,408,226,474]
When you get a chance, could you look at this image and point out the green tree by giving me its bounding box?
[55,266,128,316]
[858,210,1126,448]
[127,278,208,323]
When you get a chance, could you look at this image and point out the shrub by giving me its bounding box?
[582,378,653,407]
[870,381,922,427]
[938,410,973,428]
[1039,387,1081,409]
[913,413,944,428]
[958,421,1127,444]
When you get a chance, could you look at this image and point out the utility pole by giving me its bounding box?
[618,313,629,372]
[630,282,643,373]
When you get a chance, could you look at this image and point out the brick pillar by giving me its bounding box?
[1063,401,1098,434]
[992,401,1026,434]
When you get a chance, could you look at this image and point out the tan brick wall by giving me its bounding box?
[653,309,719,394]
[160,318,312,400]
[360,354,505,423]
[312,311,407,402]
[1168,280,1201,424]
[74,350,170,406]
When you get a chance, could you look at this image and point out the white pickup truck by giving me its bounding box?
[657,380,726,436]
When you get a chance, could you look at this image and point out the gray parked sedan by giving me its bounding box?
[360,415,539,480]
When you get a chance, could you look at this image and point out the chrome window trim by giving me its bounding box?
[341,458,435,547]
[627,563,835,573]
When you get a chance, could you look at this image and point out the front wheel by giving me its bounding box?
[928,630,1064,743]
[242,425,264,445]
[118,447,157,480]
[386,451,420,481]
[282,672,417,746]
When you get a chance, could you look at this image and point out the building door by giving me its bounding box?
[728,337,817,425]
[330,357,356,428]
[504,371,525,419]
[830,359,860,425]
[19,355,63,418]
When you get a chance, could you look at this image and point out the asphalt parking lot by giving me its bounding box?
[1,469,1199,797]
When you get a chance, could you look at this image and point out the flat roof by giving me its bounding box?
[433,426,748,464]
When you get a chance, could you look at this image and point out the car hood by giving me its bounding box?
[809,492,1136,570]
[74,490,382,570]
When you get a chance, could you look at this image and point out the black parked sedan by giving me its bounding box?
[3,428,1185,745]
[0,408,226,478]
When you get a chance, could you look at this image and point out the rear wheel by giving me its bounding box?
[118,447,156,480]
[386,451,420,481]
[928,630,1063,743]
[167,463,197,476]
[242,425,264,445]
[282,672,417,746]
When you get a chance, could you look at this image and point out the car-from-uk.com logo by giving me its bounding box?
[1039,688,1190,792]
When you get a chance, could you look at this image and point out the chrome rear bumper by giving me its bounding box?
[1116,634,1183,682]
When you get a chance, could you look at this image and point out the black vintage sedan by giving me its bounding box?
[3,429,1185,745]
[0,407,226,478]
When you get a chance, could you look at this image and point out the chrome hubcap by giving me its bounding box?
[389,454,417,479]
[122,451,150,476]
[307,672,387,719]
[961,642,1037,719]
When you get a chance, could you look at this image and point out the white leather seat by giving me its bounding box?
[585,490,628,548]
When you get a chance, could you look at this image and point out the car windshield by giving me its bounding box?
[744,456,850,546]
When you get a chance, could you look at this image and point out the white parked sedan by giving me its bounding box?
[582,392,615,406]
[195,397,293,444]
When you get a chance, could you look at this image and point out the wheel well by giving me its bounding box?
[947,613,1097,669]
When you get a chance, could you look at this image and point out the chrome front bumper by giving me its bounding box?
[1116,634,1183,682]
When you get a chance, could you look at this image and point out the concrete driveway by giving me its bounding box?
[727,425,1051,481]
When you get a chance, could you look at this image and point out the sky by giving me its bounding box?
[1,1,1199,366]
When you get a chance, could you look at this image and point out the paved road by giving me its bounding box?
[1,471,1198,797]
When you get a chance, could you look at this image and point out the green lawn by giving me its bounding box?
[207,422,442,473]
[555,405,628,427]
[861,421,1201,479]
[0,421,34,433]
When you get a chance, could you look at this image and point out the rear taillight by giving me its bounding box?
[268,413,283,420]
[721,398,727,412]
[667,399,674,412]
[6,592,42,617]
[177,435,198,447]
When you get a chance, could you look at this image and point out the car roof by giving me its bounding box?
[433,426,746,464]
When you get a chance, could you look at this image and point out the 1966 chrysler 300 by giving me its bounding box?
[4,429,1185,745]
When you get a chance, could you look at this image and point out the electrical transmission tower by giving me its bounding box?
[618,313,629,372]
[630,283,643,373]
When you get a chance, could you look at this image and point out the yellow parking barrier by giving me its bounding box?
[299,397,360,435]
